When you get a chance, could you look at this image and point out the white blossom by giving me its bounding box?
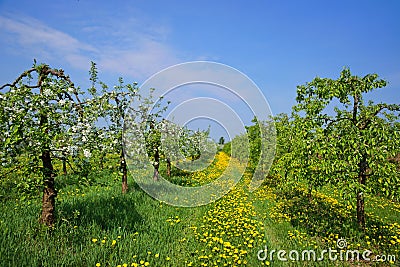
[69,145,78,157]
[83,149,91,158]
[43,88,52,96]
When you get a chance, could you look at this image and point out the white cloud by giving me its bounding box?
[98,38,179,79]
[0,15,97,67]
[0,14,181,80]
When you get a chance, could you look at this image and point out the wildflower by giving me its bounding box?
[92,238,98,243]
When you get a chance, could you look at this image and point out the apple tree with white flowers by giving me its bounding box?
[0,62,97,226]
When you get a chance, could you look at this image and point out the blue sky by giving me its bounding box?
[1,0,399,139]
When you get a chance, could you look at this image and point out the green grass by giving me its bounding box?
[1,161,399,266]
[0,171,208,266]
[254,181,399,266]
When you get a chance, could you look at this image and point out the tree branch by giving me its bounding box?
[360,103,400,129]
[352,94,359,125]
[0,68,37,89]
[324,116,353,132]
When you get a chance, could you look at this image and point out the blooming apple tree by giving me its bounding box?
[0,62,97,226]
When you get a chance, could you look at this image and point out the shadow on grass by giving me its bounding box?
[281,191,359,237]
[57,193,143,231]
[274,186,400,252]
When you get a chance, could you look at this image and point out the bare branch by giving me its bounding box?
[0,68,37,89]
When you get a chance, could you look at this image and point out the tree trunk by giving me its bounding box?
[62,151,67,175]
[153,167,159,181]
[40,148,56,227]
[353,93,366,230]
[356,157,367,230]
[166,158,171,177]
[39,110,56,227]
[153,147,160,181]
[121,151,128,193]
